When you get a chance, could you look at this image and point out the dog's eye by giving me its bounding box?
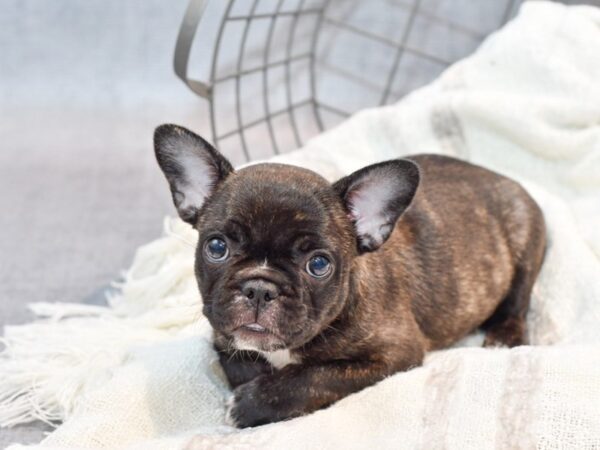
[204,237,229,262]
[306,255,332,278]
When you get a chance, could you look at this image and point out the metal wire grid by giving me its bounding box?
[218,0,324,160]
[175,0,334,161]
[174,0,593,164]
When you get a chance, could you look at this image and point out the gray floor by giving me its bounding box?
[1,0,599,447]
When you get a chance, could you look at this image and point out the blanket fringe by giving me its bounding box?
[0,218,201,428]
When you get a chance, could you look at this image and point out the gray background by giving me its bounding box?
[0,0,200,444]
[0,0,200,327]
[1,0,599,446]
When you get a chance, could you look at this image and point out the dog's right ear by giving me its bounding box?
[154,124,233,225]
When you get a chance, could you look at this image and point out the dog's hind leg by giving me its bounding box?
[481,263,540,348]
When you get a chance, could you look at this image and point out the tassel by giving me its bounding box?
[0,218,202,428]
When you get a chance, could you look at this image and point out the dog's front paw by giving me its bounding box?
[224,377,281,428]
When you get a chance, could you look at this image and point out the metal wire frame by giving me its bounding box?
[174,0,524,162]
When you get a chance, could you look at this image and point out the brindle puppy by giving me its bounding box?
[154,124,546,428]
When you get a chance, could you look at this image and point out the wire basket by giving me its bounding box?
[174,0,589,164]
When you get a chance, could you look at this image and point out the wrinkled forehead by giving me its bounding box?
[230,189,327,244]
[202,164,337,246]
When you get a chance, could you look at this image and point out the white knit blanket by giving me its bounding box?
[2,2,600,449]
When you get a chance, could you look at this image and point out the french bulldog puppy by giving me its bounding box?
[154,124,546,428]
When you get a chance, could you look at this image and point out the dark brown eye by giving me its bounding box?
[306,255,331,278]
[204,238,229,262]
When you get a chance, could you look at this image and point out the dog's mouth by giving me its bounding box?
[235,322,280,338]
[232,323,285,351]
[241,322,268,333]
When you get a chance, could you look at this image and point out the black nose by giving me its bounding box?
[241,279,279,303]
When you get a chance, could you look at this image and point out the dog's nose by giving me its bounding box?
[241,279,279,303]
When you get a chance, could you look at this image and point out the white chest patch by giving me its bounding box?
[259,349,300,370]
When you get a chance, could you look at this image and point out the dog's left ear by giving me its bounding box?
[333,159,420,253]
[154,124,233,225]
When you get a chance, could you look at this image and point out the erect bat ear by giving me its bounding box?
[333,159,420,253]
[154,124,233,225]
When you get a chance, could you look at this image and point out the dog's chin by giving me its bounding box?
[231,324,287,352]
